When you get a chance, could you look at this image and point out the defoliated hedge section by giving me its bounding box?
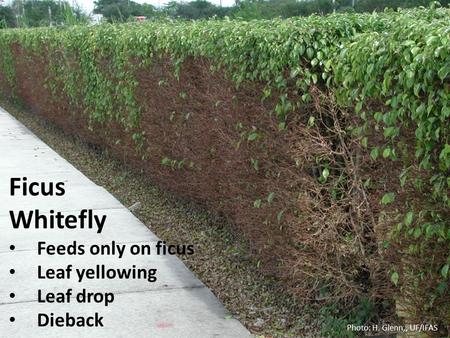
[0,5,448,332]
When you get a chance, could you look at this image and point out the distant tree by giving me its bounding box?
[94,0,130,21]
[23,0,63,26]
[232,0,265,19]
[0,5,16,28]
[140,3,156,18]
[177,0,229,19]
[232,0,334,19]
[94,0,157,22]
[354,0,450,12]
[6,0,88,27]
[163,0,230,19]
[62,2,90,25]
[232,0,449,19]
[163,1,179,17]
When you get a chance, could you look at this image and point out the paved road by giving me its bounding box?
[0,106,252,338]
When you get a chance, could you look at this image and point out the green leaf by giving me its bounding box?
[322,168,329,181]
[361,137,368,148]
[439,144,450,169]
[404,211,414,226]
[383,127,398,138]
[413,227,421,239]
[248,132,259,141]
[391,271,399,286]
[381,192,395,205]
[370,147,379,160]
[251,158,259,171]
[441,264,449,279]
[267,192,275,204]
[374,112,383,122]
[277,210,285,223]
[355,101,363,113]
[253,199,262,208]
[415,103,425,116]
[438,65,449,81]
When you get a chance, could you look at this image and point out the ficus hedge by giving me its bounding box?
[0,5,448,329]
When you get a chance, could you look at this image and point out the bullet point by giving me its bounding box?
[10,293,15,298]
[10,245,15,250]
[10,317,15,322]
[9,269,15,274]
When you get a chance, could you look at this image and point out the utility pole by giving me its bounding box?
[14,0,25,27]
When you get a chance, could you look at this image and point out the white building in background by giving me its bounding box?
[90,13,103,25]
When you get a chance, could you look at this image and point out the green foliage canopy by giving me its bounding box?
[0,5,15,28]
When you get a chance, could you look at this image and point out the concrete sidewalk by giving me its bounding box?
[0,106,252,338]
